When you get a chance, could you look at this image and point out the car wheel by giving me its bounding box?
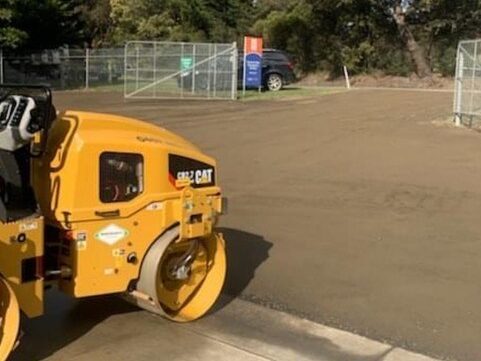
[266,73,283,91]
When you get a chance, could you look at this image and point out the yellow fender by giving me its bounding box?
[0,277,20,361]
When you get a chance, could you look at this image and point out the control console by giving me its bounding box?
[0,95,39,151]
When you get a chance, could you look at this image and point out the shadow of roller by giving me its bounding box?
[9,292,137,361]
[210,228,273,313]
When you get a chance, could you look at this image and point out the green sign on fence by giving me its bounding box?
[180,57,193,70]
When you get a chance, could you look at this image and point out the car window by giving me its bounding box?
[264,52,289,63]
[239,51,289,64]
[100,152,144,203]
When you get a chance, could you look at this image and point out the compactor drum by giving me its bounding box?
[0,86,227,360]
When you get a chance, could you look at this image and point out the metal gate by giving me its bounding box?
[124,41,238,100]
[454,39,481,125]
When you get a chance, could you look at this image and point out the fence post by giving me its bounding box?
[85,48,90,89]
[232,42,238,100]
[0,48,3,84]
[153,42,157,97]
[207,43,212,98]
[135,46,140,91]
[192,44,196,94]
[181,43,184,98]
[124,43,128,98]
[469,41,478,121]
[454,49,464,126]
[242,40,246,97]
[213,44,218,98]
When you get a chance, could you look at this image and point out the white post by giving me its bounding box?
[455,50,464,126]
[85,48,90,89]
[343,65,351,89]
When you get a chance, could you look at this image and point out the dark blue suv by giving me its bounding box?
[239,49,296,91]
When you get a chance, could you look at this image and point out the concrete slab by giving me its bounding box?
[10,291,441,361]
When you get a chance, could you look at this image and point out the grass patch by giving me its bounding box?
[65,84,345,100]
[239,86,345,101]
[85,83,125,92]
[82,79,183,94]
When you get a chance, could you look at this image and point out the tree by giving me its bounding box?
[11,0,82,50]
[254,0,444,77]
[253,1,317,71]
[412,0,481,75]
[109,0,208,43]
[77,0,112,47]
[389,0,432,78]
[202,0,254,42]
[0,0,475,78]
[109,0,254,44]
[254,0,401,75]
[0,0,27,49]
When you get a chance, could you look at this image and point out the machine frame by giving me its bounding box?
[0,85,227,360]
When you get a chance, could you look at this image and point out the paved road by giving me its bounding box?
[53,89,481,361]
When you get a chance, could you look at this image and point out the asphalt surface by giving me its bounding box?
[49,89,481,361]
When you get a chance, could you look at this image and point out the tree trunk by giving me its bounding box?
[392,3,432,78]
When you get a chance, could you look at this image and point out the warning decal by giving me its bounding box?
[95,224,129,246]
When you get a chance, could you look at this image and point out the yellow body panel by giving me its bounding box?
[0,216,43,317]
[32,111,222,298]
[0,90,226,361]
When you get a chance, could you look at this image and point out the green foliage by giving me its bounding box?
[254,2,316,71]
[77,0,112,47]
[253,0,481,77]
[432,43,457,77]
[109,0,254,44]
[0,0,479,77]
[376,49,412,76]
[11,0,82,50]
[253,0,401,75]
[0,0,27,48]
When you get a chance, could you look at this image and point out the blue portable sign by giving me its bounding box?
[244,36,263,88]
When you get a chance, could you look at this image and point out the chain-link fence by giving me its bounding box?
[0,48,124,90]
[0,43,239,99]
[454,39,481,125]
[124,41,238,100]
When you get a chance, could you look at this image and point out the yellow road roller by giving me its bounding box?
[0,85,227,360]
